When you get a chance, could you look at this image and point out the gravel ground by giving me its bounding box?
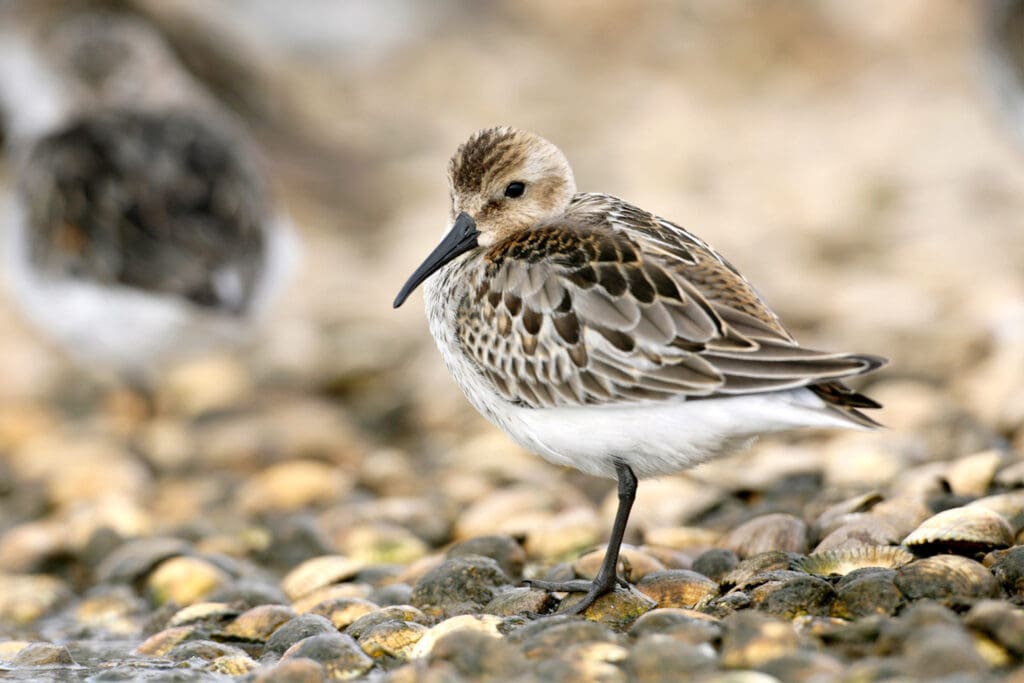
[2,2,1024,681]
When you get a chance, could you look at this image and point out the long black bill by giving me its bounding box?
[393,212,479,308]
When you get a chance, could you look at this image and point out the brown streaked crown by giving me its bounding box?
[447,127,577,244]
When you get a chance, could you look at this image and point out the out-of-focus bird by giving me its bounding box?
[0,10,297,379]
[983,0,1024,147]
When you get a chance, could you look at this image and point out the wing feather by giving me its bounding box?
[455,194,883,409]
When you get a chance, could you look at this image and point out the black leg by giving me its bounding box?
[525,460,638,615]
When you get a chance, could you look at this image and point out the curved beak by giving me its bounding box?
[393,212,479,308]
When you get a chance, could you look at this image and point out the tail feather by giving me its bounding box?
[809,377,885,429]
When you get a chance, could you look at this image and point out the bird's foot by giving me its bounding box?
[523,574,629,616]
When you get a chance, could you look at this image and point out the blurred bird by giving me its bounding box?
[0,11,297,379]
[983,0,1024,147]
[395,127,886,614]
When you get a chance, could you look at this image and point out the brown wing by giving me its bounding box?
[20,108,268,313]
[456,194,884,409]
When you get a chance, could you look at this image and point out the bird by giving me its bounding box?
[0,11,296,380]
[982,0,1024,148]
[394,126,886,615]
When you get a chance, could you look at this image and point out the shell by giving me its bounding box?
[815,492,884,537]
[305,597,380,630]
[945,450,1003,497]
[291,583,374,613]
[796,546,915,576]
[205,654,259,675]
[135,626,197,657]
[635,569,718,609]
[168,601,241,629]
[347,605,428,640]
[280,633,374,680]
[146,556,230,607]
[720,551,795,592]
[572,545,666,583]
[280,555,364,601]
[813,517,901,553]
[902,507,1013,555]
[411,614,503,659]
[220,604,297,642]
[719,611,800,668]
[894,555,1000,605]
[358,620,428,660]
[830,569,904,619]
[966,492,1024,532]
[717,514,808,559]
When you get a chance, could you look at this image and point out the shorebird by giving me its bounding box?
[395,127,885,615]
[0,11,296,379]
[983,0,1024,147]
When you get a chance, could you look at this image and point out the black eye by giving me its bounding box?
[504,181,526,198]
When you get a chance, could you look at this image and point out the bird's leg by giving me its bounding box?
[524,461,638,615]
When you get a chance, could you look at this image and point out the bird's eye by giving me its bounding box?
[504,182,526,198]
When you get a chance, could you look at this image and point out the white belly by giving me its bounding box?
[501,389,861,478]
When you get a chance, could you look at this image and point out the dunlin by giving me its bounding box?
[983,0,1024,146]
[0,12,296,378]
[395,127,885,614]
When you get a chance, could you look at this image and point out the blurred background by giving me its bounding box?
[0,0,1023,651]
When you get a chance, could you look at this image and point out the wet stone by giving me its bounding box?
[447,535,526,580]
[482,587,555,617]
[626,634,716,680]
[719,611,800,668]
[346,605,427,640]
[264,614,338,660]
[692,548,739,582]
[11,642,76,666]
[410,556,510,618]
[281,632,374,680]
